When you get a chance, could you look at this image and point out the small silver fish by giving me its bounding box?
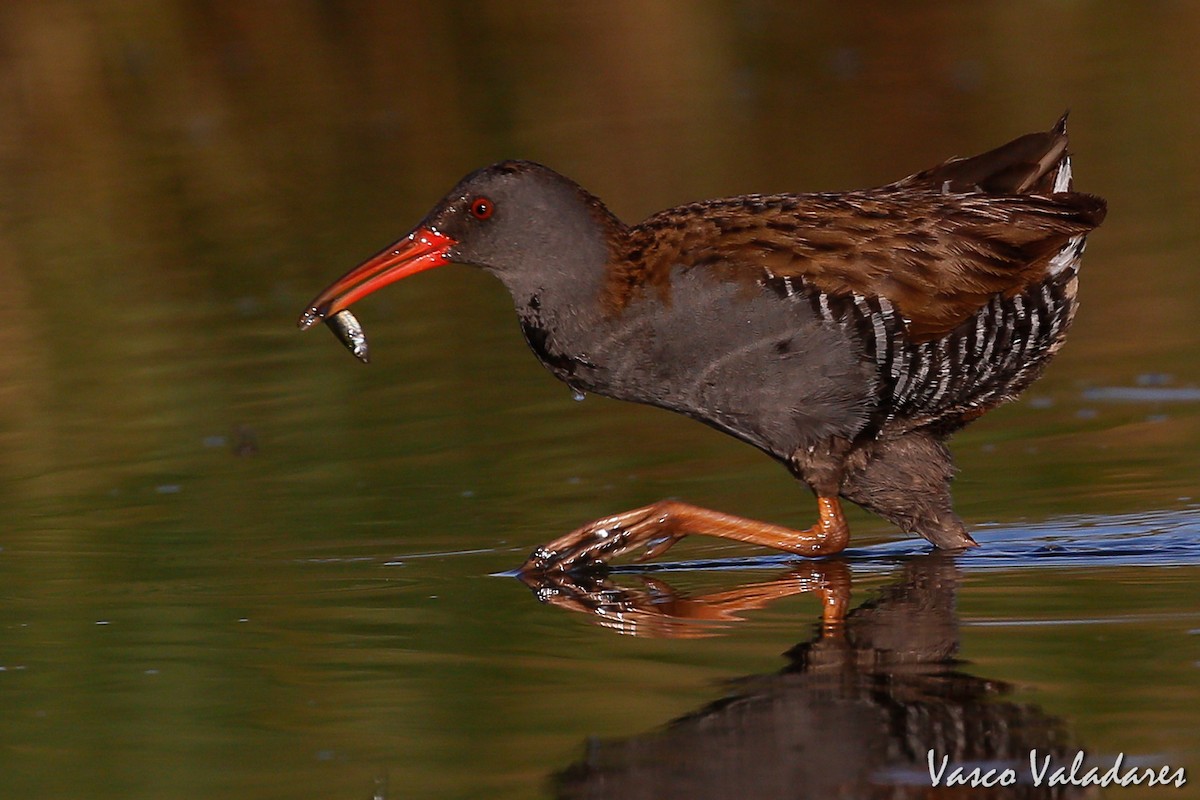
[326,309,370,363]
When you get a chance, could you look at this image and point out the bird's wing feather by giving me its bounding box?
[605,118,1105,341]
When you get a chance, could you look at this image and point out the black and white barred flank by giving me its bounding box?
[763,231,1087,434]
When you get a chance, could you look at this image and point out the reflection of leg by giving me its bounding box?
[521,497,850,573]
[519,560,852,638]
[645,560,851,624]
[815,560,851,629]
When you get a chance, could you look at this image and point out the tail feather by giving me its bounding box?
[898,112,1074,196]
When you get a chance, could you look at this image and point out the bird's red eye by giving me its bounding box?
[470,197,494,220]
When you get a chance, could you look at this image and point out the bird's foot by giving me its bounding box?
[518,497,850,574]
[520,502,689,574]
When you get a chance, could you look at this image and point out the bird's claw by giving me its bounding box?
[522,532,627,574]
[633,533,684,562]
[519,503,687,574]
[520,539,611,575]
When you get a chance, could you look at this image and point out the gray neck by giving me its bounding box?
[487,210,619,337]
[488,235,619,394]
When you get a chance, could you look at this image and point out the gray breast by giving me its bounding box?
[546,268,878,461]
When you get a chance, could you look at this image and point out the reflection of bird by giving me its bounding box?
[553,555,1092,800]
[301,116,1105,571]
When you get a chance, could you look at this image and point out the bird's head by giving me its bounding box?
[298,161,621,331]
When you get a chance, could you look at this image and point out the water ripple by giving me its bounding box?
[608,507,1200,573]
[1081,386,1200,403]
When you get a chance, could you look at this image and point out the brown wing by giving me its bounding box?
[606,118,1106,341]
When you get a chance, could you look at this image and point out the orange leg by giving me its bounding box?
[520,496,849,574]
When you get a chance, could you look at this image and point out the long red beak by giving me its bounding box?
[297,227,457,330]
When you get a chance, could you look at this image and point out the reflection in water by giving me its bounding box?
[519,505,1200,638]
[548,555,1094,799]
[519,562,850,638]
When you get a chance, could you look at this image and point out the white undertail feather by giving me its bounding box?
[1049,235,1086,276]
[1053,155,1073,193]
[1046,150,1086,277]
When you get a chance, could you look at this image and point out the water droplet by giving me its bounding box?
[571,389,586,402]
